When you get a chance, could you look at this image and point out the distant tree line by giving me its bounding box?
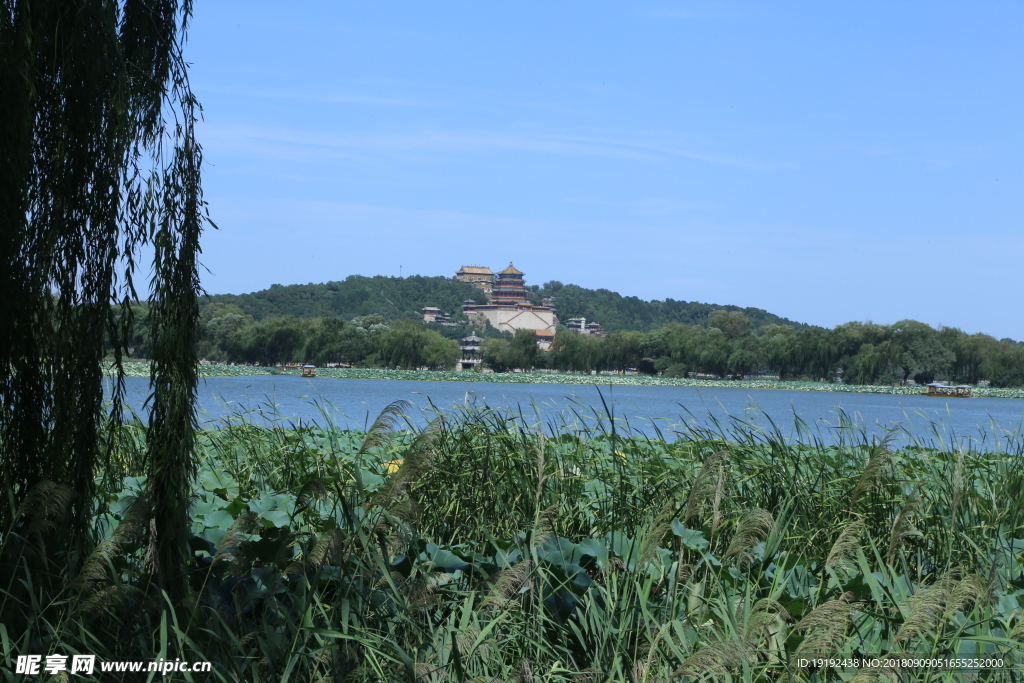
[119,303,1024,387]
[531,312,1024,387]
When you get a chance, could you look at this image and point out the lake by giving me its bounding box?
[108,375,1024,451]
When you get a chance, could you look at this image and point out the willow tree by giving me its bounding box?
[1,0,207,601]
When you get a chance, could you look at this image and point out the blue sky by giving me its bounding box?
[187,2,1022,339]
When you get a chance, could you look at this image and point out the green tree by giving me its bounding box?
[889,320,955,384]
[1,0,207,603]
[507,329,540,370]
[758,325,796,379]
[708,310,753,339]
[377,321,458,369]
[481,338,512,372]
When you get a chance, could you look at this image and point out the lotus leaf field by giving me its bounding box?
[106,360,1024,400]
[14,398,1024,682]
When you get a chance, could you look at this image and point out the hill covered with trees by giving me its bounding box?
[114,274,1023,387]
[201,274,807,333]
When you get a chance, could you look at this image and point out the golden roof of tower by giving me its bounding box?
[457,265,494,275]
[499,262,523,275]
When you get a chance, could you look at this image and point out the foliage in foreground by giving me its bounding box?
[5,404,1024,681]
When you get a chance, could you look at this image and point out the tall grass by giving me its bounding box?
[4,401,1024,681]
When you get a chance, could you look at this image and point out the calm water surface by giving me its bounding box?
[109,375,1024,451]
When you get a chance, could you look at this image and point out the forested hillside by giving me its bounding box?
[202,274,806,332]
[202,275,487,322]
[534,281,806,332]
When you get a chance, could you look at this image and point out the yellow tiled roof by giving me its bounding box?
[499,262,523,274]
[457,265,494,275]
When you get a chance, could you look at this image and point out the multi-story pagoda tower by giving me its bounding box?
[461,262,556,336]
[491,262,530,304]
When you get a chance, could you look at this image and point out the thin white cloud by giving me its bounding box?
[196,85,441,108]
[200,122,784,169]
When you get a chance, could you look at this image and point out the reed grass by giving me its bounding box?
[4,400,1024,681]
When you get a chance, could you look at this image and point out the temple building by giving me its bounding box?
[461,262,556,336]
[456,332,483,371]
[490,263,530,305]
[566,317,606,337]
[455,265,494,295]
[421,307,451,324]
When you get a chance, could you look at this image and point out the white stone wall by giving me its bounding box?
[467,307,555,334]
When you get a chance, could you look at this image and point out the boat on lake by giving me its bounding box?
[301,365,317,378]
[924,383,972,397]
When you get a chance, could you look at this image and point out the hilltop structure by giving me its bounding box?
[460,263,556,336]
[455,266,494,295]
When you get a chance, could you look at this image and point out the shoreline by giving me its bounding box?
[105,360,1024,399]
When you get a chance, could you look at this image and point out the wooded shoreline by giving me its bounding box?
[105,361,1024,399]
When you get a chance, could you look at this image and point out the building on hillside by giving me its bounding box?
[566,317,606,337]
[462,263,556,337]
[534,329,555,350]
[455,265,495,295]
[457,333,483,371]
[422,307,453,324]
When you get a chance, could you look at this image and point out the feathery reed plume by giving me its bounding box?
[1009,617,1024,642]
[512,657,534,683]
[414,662,448,680]
[683,450,729,533]
[451,628,490,663]
[2,480,76,576]
[743,598,791,643]
[633,623,670,683]
[405,570,453,610]
[944,574,988,622]
[849,436,894,510]
[672,640,754,679]
[286,527,342,576]
[295,478,328,515]
[825,518,865,571]
[373,415,444,512]
[10,480,77,540]
[70,492,150,594]
[211,512,260,573]
[532,505,558,554]
[74,584,146,618]
[723,509,774,564]
[358,400,413,456]
[886,494,922,564]
[793,592,864,661]
[638,503,676,570]
[481,561,534,610]
[893,569,986,645]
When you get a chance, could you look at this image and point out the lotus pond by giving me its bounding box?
[31,400,1024,681]
[106,360,1024,400]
